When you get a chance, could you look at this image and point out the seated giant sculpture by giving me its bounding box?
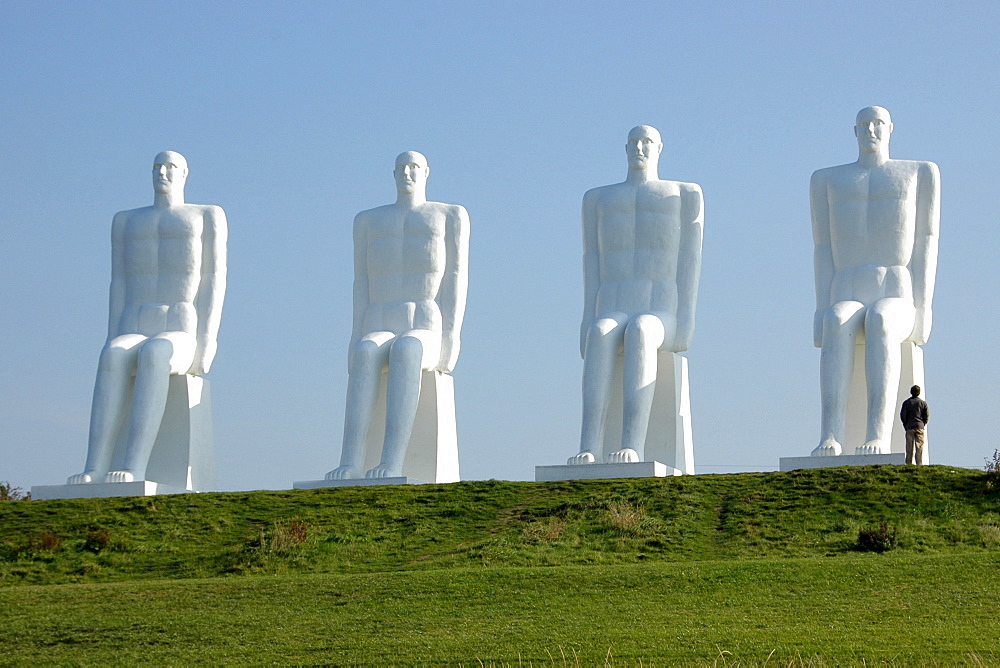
[569,125,703,467]
[326,151,469,481]
[69,151,227,484]
[811,106,939,456]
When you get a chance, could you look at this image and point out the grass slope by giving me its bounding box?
[1,466,999,664]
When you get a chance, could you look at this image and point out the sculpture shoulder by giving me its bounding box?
[427,201,469,221]
[112,205,153,223]
[354,204,394,225]
[811,163,854,183]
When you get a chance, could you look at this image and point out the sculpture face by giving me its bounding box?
[152,151,188,195]
[394,151,429,195]
[625,126,662,170]
[854,106,893,154]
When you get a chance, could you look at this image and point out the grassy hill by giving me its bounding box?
[2,465,999,664]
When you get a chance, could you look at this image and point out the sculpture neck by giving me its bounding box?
[153,191,185,208]
[626,163,659,185]
[396,191,427,208]
[857,150,890,168]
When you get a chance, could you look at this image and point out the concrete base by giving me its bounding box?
[293,476,429,489]
[536,461,680,481]
[31,480,191,500]
[600,351,695,474]
[843,341,928,463]
[780,453,906,472]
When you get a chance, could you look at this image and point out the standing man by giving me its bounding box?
[900,385,929,464]
[570,125,704,465]
[327,151,469,480]
[69,151,227,484]
[811,106,940,456]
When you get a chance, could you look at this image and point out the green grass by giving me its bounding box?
[1,465,999,664]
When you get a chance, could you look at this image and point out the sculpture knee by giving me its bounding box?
[351,339,385,373]
[390,335,424,367]
[137,337,174,372]
[586,315,626,353]
[98,345,134,373]
[625,315,665,349]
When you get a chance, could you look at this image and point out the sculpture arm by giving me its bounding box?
[436,205,470,373]
[191,206,228,375]
[106,212,127,341]
[580,189,600,358]
[349,212,370,374]
[908,161,940,345]
[810,171,834,348]
[673,184,704,352]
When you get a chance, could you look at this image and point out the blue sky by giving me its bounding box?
[2,1,999,491]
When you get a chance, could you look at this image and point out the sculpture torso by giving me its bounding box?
[358,202,457,336]
[589,180,690,318]
[816,160,925,306]
[115,204,215,338]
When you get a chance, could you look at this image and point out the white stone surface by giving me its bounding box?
[67,152,226,489]
[844,342,928,463]
[811,107,939,457]
[780,453,905,472]
[32,480,192,500]
[570,126,702,471]
[326,152,468,482]
[598,352,695,474]
[536,461,679,481]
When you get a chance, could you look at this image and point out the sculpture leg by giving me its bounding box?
[575,315,627,464]
[858,299,915,454]
[109,333,196,482]
[328,335,392,480]
[614,314,668,462]
[69,337,145,484]
[368,331,439,479]
[814,302,865,456]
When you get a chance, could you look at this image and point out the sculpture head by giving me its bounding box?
[625,125,662,173]
[854,106,893,155]
[393,151,429,196]
[152,151,188,196]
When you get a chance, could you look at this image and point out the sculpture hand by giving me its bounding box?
[813,310,825,348]
[907,307,931,345]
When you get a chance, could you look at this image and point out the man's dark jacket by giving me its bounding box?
[900,396,929,431]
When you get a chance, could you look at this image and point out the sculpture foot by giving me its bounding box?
[855,440,888,455]
[104,470,136,483]
[607,448,640,463]
[567,451,596,465]
[325,466,361,481]
[811,440,842,457]
[67,472,96,485]
[365,465,401,479]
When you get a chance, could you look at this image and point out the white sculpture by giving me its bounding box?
[68,151,227,484]
[811,107,940,456]
[326,151,469,481]
[570,125,703,466]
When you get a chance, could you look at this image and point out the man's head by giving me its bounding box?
[152,151,189,195]
[393,151,429,195]
[910,385,921,397]
[854,106,893,154]
[625,125,662,172]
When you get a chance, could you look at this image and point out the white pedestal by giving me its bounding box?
[293,477,429,489]
[536,461,679,481]
[33,375,215,500]
[780,453,906,471]
[844,341,927,463]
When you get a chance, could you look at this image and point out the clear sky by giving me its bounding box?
[3,1,999,491]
